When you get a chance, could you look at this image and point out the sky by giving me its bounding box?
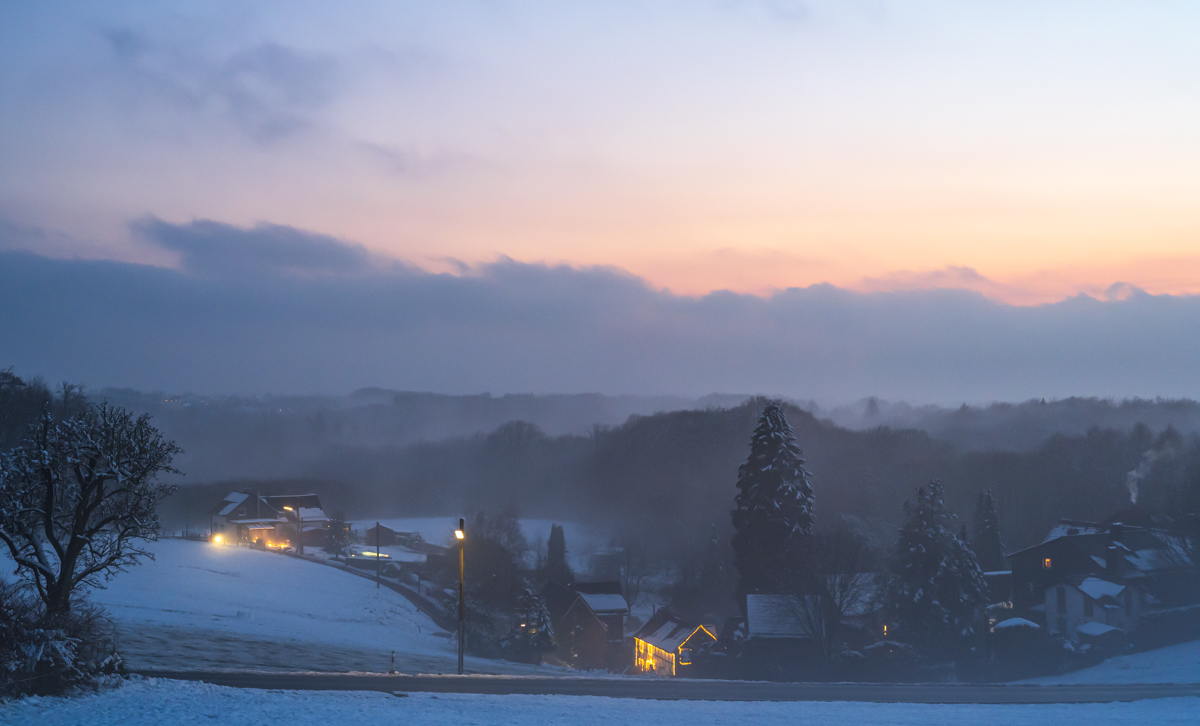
[1,1,1199,401]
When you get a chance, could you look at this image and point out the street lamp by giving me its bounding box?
[455,518,465,675]
[283,506,303,555]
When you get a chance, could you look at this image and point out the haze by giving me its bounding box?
[2,1,1199,401]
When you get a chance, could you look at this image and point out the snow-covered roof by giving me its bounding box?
[1041,520,1101,543]
[746,594,813,639]
[1075,621,1121,637]
[637,619,711,653]
[216,491,250,516]
[294,507,328,522]
[579,593,628,613]
[1075,577,1126,601]
[994,617,1039,630]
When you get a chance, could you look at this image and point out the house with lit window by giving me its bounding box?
[210,491,329,548]
[631,608,716,677]
[1007,506,1197,643]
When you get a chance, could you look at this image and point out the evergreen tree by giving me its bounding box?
[971,490,1006,573]
[544,524,573,584]
[501,579,556,664]
[732,401,815,601]
[324,511,350,561]
[881,480,986,661]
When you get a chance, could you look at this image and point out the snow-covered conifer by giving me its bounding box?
[732,401,814,599]
[881,480,986,661]
[501,580,556,664]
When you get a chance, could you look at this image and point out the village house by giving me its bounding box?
[210,491,330,548]
[631,608,716,677]
[1008,505,1198,644]
[542,580,630,670]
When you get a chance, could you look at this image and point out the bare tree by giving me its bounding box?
[0,405,181,620]
[780,527,877,658]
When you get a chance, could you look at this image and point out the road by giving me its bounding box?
[136,671,1200,703]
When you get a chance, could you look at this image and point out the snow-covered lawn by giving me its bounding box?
[5,679,1198,726]
[37,539,548,675]
[1025,639,1200,685]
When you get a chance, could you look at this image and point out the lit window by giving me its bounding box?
[882,624,888,637]
[1043,558,1052,569]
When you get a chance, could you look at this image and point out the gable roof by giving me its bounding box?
[214,491,250,516]
[746,594,813,639]
[579,593,628,614]
[1068,576,1127,601]
[633,609,714,653]
[1040,519,1102,544]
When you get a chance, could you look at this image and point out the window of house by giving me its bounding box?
[1084,598,1093,618]
[1043,557,1052,569]
[1056,586,1066,613]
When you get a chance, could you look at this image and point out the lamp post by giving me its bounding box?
[455,518,465,675]
[284,506,303,556]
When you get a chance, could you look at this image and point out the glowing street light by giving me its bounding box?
[456,517,465,675]
[212,534,223,545]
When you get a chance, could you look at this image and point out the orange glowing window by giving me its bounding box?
[882,624,888,636]
[1043,558,1052,569]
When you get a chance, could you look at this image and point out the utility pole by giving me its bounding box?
[376,521,381,588]
[455,518,465,675]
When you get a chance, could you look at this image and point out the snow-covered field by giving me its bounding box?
[5,679,1198,726]
[1026,640,1200,685]
[15,539,548,675]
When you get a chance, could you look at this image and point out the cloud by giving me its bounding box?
[3,219,1200,403]
[103,28,340,142]
[132,217,392,277]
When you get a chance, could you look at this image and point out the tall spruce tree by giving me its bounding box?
[544,524,573,584]
[732,401,815,601]
[971,490,1006,573]
[881,480,986,661]
[501,579,556,664]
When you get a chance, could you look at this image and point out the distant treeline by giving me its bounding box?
[298,400,1198,562]
[6,368,1200,568]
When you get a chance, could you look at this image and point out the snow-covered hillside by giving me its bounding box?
[5,679,1199,726]
[53,539,545,674]
[1026,640,1200,685]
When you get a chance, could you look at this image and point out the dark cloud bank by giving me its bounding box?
[2,218,1198,403]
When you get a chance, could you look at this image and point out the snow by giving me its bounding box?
[993,618,1039,630]
[1076,577,1125,601]
[1026,639,1200,685]
[1075,621,1120,636]
[579,593,629,613]
[0,539,552,675]
[5,679,1199,726]
[746,594,811,639]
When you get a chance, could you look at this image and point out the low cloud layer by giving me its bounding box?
[2,219,1198,404]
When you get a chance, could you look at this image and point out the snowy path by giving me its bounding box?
[5,679,1199,726]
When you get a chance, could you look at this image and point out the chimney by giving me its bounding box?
[1105,545,1120,576]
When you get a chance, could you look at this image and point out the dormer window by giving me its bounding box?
[1043,558,1052,569]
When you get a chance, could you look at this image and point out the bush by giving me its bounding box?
[988,618,1097,680]
[0,582,121,698]
[1132,604,1200,651]
[858,640,920,681]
